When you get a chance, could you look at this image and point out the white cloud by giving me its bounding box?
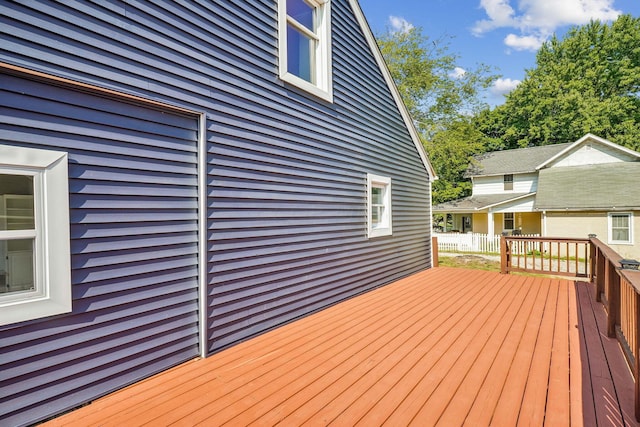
[491,78,521,96]
[517,0,621,31]
[473,0,621,49]
[504,34,546,51]
[388,16,414,34]
[450,67,467,79]
[472,0,516,35]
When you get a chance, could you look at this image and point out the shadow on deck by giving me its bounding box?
[45,267,637,426]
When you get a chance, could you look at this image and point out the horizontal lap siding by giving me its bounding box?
[206,1,431,351]
[0,75,200,426]
[0,0,431,423]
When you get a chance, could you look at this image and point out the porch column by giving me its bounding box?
[487,210,495,236]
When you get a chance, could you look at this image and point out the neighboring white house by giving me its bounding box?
[433,134,640,259]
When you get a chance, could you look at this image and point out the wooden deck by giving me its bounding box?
[45,267,637,426]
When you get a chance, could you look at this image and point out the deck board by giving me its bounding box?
[44,268,638,427]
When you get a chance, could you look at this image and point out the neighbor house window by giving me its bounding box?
[504,212,514,230]
[278,0,333,101]
[367,173,392,238]
[0,145,71,326]
[504,174,513,191]
[609,212,633,244]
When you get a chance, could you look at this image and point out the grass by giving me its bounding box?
[437,254,501,272]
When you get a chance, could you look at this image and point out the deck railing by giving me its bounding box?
[500,235,640,420]
[500,236,591,278]
[589,237,640,420]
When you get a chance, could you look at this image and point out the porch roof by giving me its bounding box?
[43,267,637,426]
[433,192,534,212]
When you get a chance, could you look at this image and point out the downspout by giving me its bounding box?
[198,113,208,358]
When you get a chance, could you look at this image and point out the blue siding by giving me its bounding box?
[0,75,201,426]
[0,0,432,424]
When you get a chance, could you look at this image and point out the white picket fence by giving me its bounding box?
[434,232,539,254]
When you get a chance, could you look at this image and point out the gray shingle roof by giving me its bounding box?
[535,162,640,210]
[466,143,572,177]
[433,193,534,212]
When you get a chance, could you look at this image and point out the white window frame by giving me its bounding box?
[0,144,71,326]
[503,212,514,231]
[367,173,392,238]
[608,212,633,245]
[278,0,333,102]
[503,174,513,191]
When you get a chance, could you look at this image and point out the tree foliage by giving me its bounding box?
[378,27,496,134]
[377,26,497,202]
[425,119,486,204]
[479,15,640,150]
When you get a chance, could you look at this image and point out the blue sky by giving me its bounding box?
[359,0,640,106]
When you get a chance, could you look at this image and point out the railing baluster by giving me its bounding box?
[500,236,592,278]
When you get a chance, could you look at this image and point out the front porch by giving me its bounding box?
[46,267,636,426]
[436,211,542,236]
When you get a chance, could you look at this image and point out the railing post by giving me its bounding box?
[596,249,605,302]
[500,236,508,274]
[607,261,620,338]
[588,236,596,282]
[432,236,439,268]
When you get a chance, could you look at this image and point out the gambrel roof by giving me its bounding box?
[436,134,640,213]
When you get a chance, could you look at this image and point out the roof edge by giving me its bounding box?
[482,192,536,210]
[348,0,437,180]
[536,133,640,170]
[535,206,640,212]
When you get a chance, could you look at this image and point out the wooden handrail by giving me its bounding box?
[582,237,640,420]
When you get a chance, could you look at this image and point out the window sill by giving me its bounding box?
[368,227,392,239]
[280,72,333,103]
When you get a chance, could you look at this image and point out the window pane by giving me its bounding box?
[287,25,314,83]
[372,206,381,225]
[612,215,629,228]
[0,174,35,231]
[613,228,629,241]
[504,174,513,191]
[0,238,34,294]
[287,0,314,31]
[371,187,383,205]
[504,213,514,229]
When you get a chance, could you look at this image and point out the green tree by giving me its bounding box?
[425,119,486,204]
[479,15,640,150]
[377,26,497,202]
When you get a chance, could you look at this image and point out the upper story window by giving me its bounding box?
[367,173,392,238]
[0,144,71,326]
[609,212,633,244]
[278,0,333,102]
[503,174,513,191]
